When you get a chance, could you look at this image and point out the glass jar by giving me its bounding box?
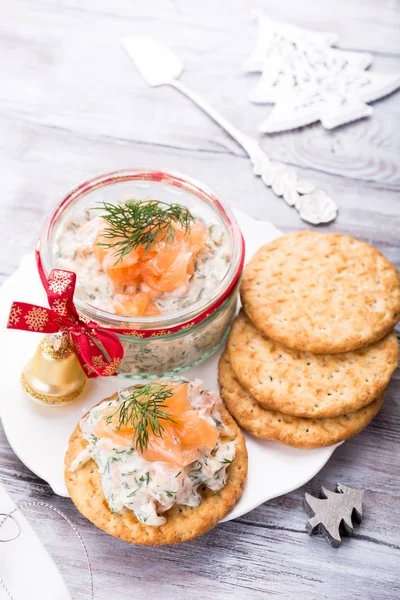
[38,169,244,377]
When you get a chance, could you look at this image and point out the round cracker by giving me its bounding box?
[228,311,398,418]
[65,393,247,546]
[241,231,400,354]
[219,351,385,448]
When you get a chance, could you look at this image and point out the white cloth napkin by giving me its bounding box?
[0,483,72,600]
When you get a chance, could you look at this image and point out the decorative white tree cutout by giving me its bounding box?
[305,483,364,547]
[245,11,400,133]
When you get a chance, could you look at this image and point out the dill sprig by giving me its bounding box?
[105,383,177,454]
[95,199,195,262]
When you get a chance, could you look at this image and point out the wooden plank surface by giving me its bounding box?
[1,0,399,598]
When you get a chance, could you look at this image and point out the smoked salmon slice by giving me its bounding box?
[95,382,219,466]
[112,292,160,317]
[143,240,182,276]
[92,231,109,265]
[141,250,193,293]
[102,248,141,287]
[92,220,207,315]
[187,222,207,254]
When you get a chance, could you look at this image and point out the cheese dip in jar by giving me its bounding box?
[38,170,244,377]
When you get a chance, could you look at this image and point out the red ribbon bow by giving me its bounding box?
[7,269,124,378]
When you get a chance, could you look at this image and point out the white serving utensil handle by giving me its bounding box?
[170,80,338,225]
[171,80,256,152]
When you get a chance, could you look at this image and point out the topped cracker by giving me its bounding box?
[241,231,400,354]
[65,393,247,545]
[227,311,398,418]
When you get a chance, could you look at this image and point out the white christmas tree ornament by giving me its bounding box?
[245,11,400,133]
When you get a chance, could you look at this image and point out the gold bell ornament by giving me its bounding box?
[21,332,86,406]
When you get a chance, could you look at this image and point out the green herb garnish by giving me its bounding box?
[127,484,142,497]
[96,199,195,262]
[105,383,177,454]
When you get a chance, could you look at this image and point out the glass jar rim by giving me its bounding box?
[38,168,244,330]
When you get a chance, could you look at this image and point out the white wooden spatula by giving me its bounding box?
[122,36,338,225]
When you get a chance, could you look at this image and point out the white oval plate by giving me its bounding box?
[0,211,339,522]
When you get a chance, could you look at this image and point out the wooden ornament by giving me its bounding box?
[304,483,364,547]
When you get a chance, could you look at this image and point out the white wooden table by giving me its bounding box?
[1,1,400,598]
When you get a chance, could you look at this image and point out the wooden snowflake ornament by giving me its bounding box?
[305,484,364,547]
[245,11,400,133]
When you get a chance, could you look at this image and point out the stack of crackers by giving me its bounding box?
[219,232,400,448]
